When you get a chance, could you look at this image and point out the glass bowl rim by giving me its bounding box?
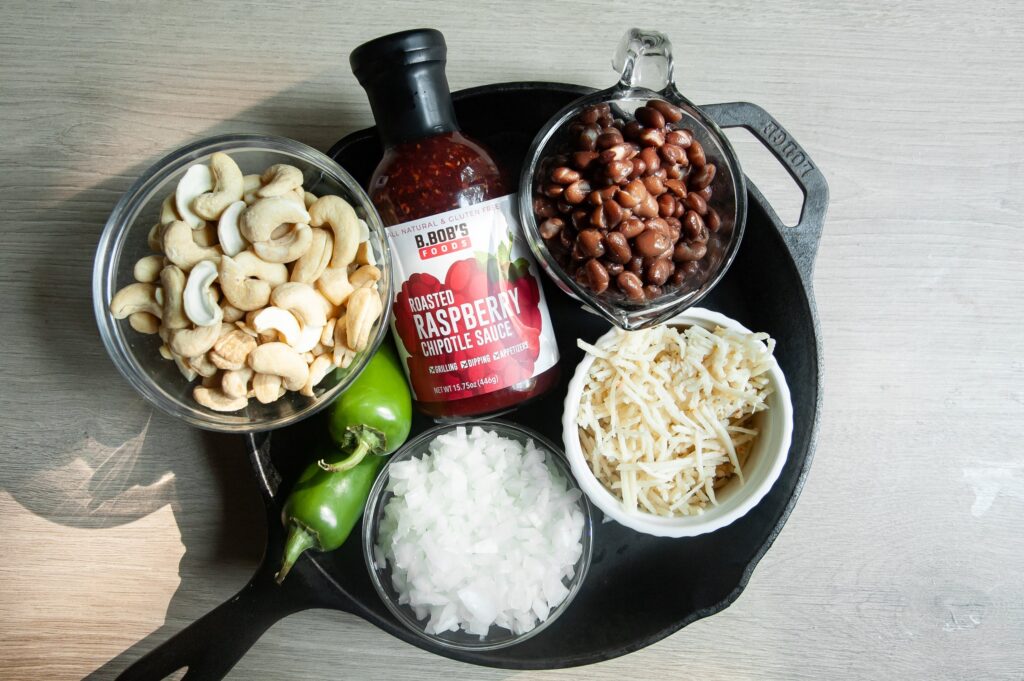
[361,418,595,651]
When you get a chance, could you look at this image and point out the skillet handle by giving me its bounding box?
[116,565,311,681]
[699,101,829,285]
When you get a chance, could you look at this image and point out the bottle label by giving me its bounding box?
[385,195,558,403]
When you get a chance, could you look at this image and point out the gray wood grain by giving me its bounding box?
[1,0,1022,679]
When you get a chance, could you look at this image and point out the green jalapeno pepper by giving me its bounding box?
[275,343,412,584]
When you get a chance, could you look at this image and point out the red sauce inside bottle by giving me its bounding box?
[370,133,560,419]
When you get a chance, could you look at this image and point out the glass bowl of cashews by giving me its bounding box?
[93,134,392,431]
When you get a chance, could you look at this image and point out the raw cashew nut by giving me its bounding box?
[159,265,190,330]
[248,342,309,391]
[355,241,376,266]
[175,164,213,227]
[129,312,160,334]
[346,288,383,352]
[192,224,217,247]
[321,318,336,347]
[216,200,248,256]
[301,355,336,397]
[183,260,222,327]
[187,353,219,378]
[242,174,262,204]
[193,386,248,412]
[316,267,354,306]
[251,307,302,345]
[211,328,257,370]
[219,252,288,311]
[194,152,244,220]
[308,195,359,267]
[253,223,312,263]
[111,283,163,319]
[147,223,164,251]
[253,373,282,404]
[222,366,254,398]
[271,282,328,328]
[258,164,304,198]
[350,265,381,289]
[133,255,164,283]
[169,323,220,357]
[303,192,317,209]
[175,355,198,381]
[290,228,333,284]
[160,194,180,225]
[239,197,310,243]
[163,220,220,272]
[221,303,245,323]
[332,316,357,368]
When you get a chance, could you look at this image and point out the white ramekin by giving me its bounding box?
[562,308,793,538]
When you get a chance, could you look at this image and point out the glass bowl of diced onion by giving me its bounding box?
[562,307,793,537]
[362,420,593,651]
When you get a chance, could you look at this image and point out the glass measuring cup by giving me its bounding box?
[518,28,747,330]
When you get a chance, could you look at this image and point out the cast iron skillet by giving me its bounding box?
[118,82,828,680]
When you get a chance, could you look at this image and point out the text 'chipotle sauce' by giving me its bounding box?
[351,29,559,419]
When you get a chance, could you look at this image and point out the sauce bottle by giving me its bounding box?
[351,29,560,419]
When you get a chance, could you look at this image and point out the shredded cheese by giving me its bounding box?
[577,324,775,517]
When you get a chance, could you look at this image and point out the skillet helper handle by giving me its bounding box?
[116,568,309,681]
[699,101,829,286]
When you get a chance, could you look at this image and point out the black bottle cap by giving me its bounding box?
[350,29,459,147]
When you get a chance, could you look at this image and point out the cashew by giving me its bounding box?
[346,288,383,352]
[321,318,336,347]
[350,264,382,289]
[160,194,180,225]
[258,164,304,197]
[303,192,317,209]
[169,323,220,357]
[216,200,248,256]
[187,353,219,378]
[133,255,164,283]
[290,228,333,284]
[175,164,213,227]
[300,355,336,397]
[129,312,160,334]
[310,342,328,357]
[219,252,288,311]
[211,328,257,370]
[194,152,244,221]
[193,386,248,412]
[147,223,164,251]
[242,174,262,204]
[222,366,254,398]
[248,342,309,391]
[253,373,282,404]
[192,224,217,247]
[271,282,328,328]
[221,303,245,323]
[251,306,301,345]
[286,187,307,209]
[163,220,220,272]
[159,265,190,330]
[111,283,162,319]
[239,197,310,243]
[332,318,357,369]
[175,355,198,381]
[159,343,173,361]
[291,324,324,353]
[355,241,376,266]
[253,223,312,263]
[308,195,359,267]
[182,260,222,327]
[316,266,354,306]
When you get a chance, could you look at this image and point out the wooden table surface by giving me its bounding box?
[2,1,1022,679]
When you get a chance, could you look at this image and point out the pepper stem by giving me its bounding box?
[317,426,386,473]
[275,523,317,585]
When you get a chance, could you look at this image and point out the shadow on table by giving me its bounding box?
[2,82,349,679]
